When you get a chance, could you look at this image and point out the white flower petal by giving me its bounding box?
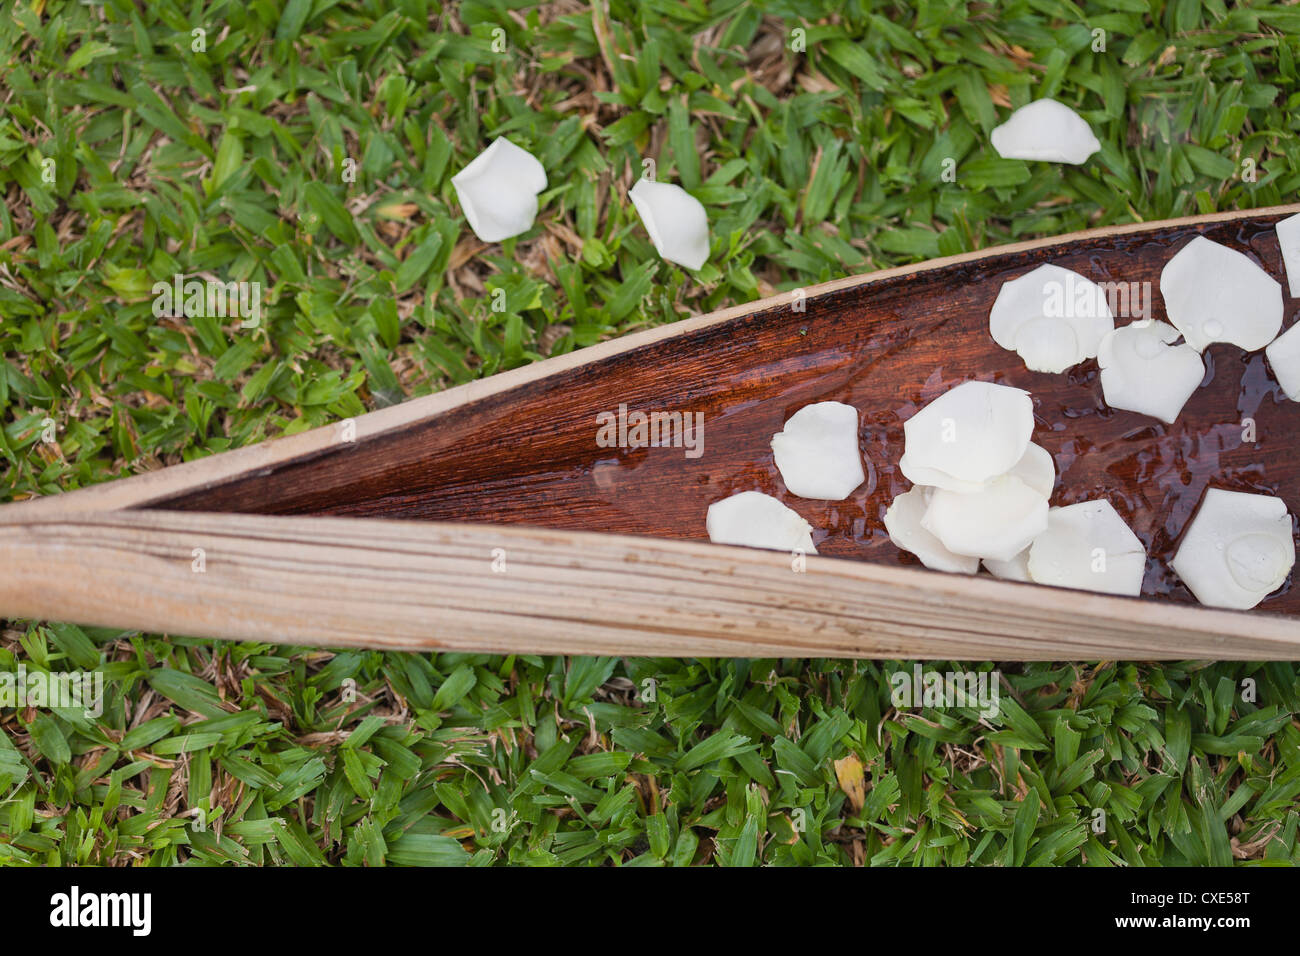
[1007,443,1056,499]
[1171,488,1294,610]
[1098,320,1204,423]
[983,551,1032,582]
[896,457,987,493]
[706,491,816,554]
[451,137,547,243]
[1275,212,1300,298]
[883,487,979,574]
[1027,500,1146,596]
[770,401,865,500]
[629,179,710,270]
[990,99,1100,165]
[900,381,1035,487]
[989,264,1115,373]
[1159,236,1283,352]
[904,440,1054,496]
[922,476,1050,562]
[1265,321,1300,402]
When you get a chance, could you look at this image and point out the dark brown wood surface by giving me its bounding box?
[146,212,1300,619]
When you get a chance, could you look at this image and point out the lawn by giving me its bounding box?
[1,0,1298,865]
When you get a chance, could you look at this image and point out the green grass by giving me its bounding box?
[1,0,1299,865]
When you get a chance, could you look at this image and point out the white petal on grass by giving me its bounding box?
[770,401,865,500]
[921,476,1049,562]
[1264,322,1300,402]
[1171,488,1294,610]
[706,491,816,554]
[990,99,1101,165]
[629,179,710,270]
[989,264,1115,373]
[1159,236,1283,352]
[450,137,547,243]
[1027,500,1146,596]
[883,488,979,574]
[983,550,1031,582]
[900,381,1034,488]
[1275,212,1300,298]
[1097,320,1204,423]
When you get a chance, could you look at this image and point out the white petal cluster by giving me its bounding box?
[887,381,1049,572]
[886,383,1150,597]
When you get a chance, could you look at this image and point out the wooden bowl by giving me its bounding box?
[3,206,1299,658]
